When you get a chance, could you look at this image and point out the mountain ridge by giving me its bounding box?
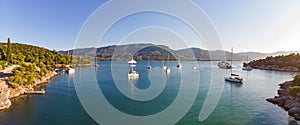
[59,43,300,61]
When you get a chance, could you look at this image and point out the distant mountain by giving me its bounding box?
[60,43,300,61]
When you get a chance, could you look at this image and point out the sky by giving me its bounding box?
[0,0,300,53]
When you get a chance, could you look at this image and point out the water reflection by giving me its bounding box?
[225,81,244,88]
[128,77,138,96]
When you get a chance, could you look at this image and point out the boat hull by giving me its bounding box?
[225,77,243,83]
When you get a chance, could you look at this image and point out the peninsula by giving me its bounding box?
[244,53,300,72]
[0,37,92,110]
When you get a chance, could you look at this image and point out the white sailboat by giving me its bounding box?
[192,66,197,70]
[94,56,99,67]
[218,61,232,69]
[192,57,197,70]
[176,56,182,68]
[128,57,139,78]
[225,48,243,83]
[166,54,171,73]
[66,66,75,74]
[242,53,252,71]
[146,56,151,69]
[66,50,75,74]
[162,54,167,70]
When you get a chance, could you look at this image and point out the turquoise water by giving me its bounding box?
[0,61,298,125]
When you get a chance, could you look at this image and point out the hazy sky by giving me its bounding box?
[0,0,300,53]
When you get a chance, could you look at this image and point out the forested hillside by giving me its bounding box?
[244,53,300,72]
[0,38,91,70]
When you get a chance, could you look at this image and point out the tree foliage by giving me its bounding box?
[0,41,92,69]
[6,37,12,64]
[245,53,300,70]
[288,74,300,97]
[292,74,300,86]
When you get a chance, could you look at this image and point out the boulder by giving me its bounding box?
[279,82,291,89]
[278,96,289,106]
[278,89,288,96]
[289,107,300,116]
[294,114,300,121]
[266,98,279,104]
[284,99,300,110]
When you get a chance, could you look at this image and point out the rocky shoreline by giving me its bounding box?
[266,81,300,120]
[251,65,300,72]
[0,71,57,110]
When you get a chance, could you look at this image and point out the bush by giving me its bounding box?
[289,86,300,97]
[0,60,8,70]
[292,74,300,86]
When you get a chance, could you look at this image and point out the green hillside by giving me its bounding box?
[244,53,300,71]
[0,38,91,69]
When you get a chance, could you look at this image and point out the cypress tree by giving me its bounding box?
[7,37,12,64]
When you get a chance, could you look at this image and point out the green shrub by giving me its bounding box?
[288,86,300,97]
[292,74,300,86]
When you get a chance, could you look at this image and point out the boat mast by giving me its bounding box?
[130,57,134,73]
[246,53,248,62]
[167,53,169,66]
[162,54,165,67]
[147,56,150,66]
[231,47,233,75]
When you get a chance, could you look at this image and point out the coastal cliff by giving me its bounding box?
[0,71,56,110]
[267,75,300,120]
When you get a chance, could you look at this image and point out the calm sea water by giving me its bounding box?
[0,61,298,125]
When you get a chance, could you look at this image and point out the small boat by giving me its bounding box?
[177,56,182,68]
[66,51,75,74]
[192,66,197,70]
[242,53,252,71]
[146,56,151,69]
[177,64,182,68]
[242,66,253,71]
[166,67,171,74]
[66,67,75,74]
[162,66,167,70]
[146,66,151,69]
[128,57,139,78]
[165,54,171,73]
[225,74,243,83]
[94,56,99,67]
[218,61,232,69]
[225,48,243,83]
[53,68,60,72]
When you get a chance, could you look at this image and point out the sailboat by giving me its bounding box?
[218,61,232,69]
[66,50,75,74]
[146,56,151,69]
[166,54,171,73]
[176,56,182,68]
[192,57,197,70]
[225,48,243,83]
[128,57,139,78]
[94,56,99,67]
[162,54,167,70]
[242,53,252,71]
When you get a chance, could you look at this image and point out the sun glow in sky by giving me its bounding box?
[0,0,300,53]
